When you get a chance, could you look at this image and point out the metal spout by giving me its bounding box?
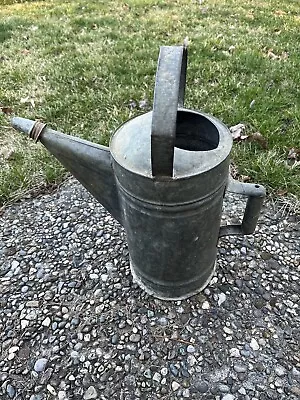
[11,117,123,225]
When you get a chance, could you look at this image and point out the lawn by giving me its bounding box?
[0,0,299,208]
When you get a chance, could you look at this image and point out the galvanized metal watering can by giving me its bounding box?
[12,46,266,300]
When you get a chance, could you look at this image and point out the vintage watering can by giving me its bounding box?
[12,45,266,300]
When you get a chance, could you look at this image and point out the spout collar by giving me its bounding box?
[29,121,47,142]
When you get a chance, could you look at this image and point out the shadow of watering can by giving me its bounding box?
[12,45,266,300]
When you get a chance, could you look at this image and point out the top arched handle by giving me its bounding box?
[151,46,187,178]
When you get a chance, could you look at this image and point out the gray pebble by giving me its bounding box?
[186,344,196,353]
[129,333,140,343]
[169,364,179,377]
[194,381,209,393]
[234,364,248,373]
[83,386,98,399]
[6,384,16,398]
[111,333,119,345]
[221,395,235,400]
[34,358,48,372]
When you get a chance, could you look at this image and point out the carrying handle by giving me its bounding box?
[151,45,187,177]
[219,179,266,237]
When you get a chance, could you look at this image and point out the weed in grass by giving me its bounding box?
[0,0,299,208]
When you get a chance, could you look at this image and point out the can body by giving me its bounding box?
[119,182,226,299]
[111,110,232,300]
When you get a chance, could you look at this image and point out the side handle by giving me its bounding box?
[219,179,266,237]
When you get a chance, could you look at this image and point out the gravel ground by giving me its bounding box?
[0,177,299,400]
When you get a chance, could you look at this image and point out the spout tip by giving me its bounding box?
[11,116,36,136]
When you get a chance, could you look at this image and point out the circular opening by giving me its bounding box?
[255,185,260,188]
[175,111,220,151]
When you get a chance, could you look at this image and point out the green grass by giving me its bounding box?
[0,0,299,207]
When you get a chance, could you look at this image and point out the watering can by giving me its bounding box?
[12,45,266,300]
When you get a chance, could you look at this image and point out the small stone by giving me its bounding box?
[218,292,226,306]
[89,273,99,280]
[70,351,79,358]
[101,274,108,282]
[111,333,119,345]
[8,346,19,354]
[26,300,39,307]
[221,395,235,400]
[229,348,240,357]
[84,386,98,399]
[202,301,210,310]
[275,365,286,377]
[161,367,168,376]
[74,343,83,351]
[290,386,300,396]
[187,354,196,367]
[58,390,67,400]
[219,384,230,393]
[234,364,247,373]
[250,338,260,351]
[187,345,196,353]
[224,327,233,335]
[6,384,16,398]
[240,247,247,255]
[21,320,29,329]
[153,372,161,383]
[157,317,168,326]
[171,381,180,391]
[42,317,51,327]
[194,381,209,393]
[71,317,80,326]
[143,369,151,379]
[47,384,56,395]
[129,333,140,343]
[34,358,48,372]
[169,364,179,377]
[11,260,20,269]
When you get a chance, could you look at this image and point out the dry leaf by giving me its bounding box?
[267,50,278,60]
[277,189,288,196]
[266,49,288,60]
[20,97,35,108]
[229,123,247,140]
[287,148,300,161]
[250,132,268,149]
[240,175,251,182]
[0,148,15,161]
[274,10,286,17]
[230,125,267,149]
[21,49,30,55]
[0,106,13,114]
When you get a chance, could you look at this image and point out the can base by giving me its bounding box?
[130,261,217,301]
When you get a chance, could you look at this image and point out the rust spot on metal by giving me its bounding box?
[29,121,47,142]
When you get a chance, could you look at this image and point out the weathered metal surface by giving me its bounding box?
[11,45,266,300]
[11,117,122,224]
[151,46,187,177]
[219,179,266,237]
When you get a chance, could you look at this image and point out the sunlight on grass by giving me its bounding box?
[0,0,299,206]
